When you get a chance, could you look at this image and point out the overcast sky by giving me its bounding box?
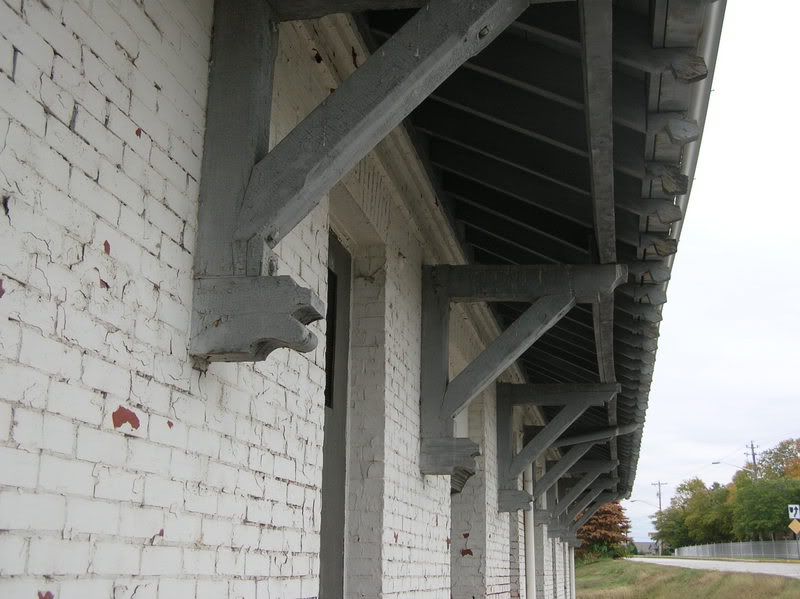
[622,1,800,542]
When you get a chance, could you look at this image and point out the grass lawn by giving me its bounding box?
[575,558,800,599]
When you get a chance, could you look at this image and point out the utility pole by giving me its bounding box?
[746,441,760,479]
[651,481,666,555]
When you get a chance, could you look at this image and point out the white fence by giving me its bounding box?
[675,540,800,560]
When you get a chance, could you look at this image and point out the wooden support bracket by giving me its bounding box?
[570,491,617,532]
[421,265,626,480]
[550,422,640,449]
[646,163,690,196]
[553,467,616,518]
[190,0,323,362]
[194,0,552,361]
[496,383,619,512]
[628,261,671,284]
[235,0,534,245]
[565,486,606,524]
[531,442,595,500]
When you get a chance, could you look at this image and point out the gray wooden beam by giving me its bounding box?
[235,0,533,247]
[646,162,690,196]
[498,383,619,406]
[269,0,427,20]
[426,70,644,179]
[509,397,598,479]
[617,298,663,323]
[497,384,527,512]
[432,264,627,304]
[551,423,640,449]
[615,331,658,352]
[444,294,576,418]
[422,263,626,479]
[565,486,605,523]
[579,0,616,265]
[593,296,616,382]
[619,283,668,305]
[616,197,682,225]
[513,8,708,82]
[192,276,325,361]
[568,459,619,474]
[572,492,617,531]
[553,465,615,518]
[579,1,618,440]
[649,113,701,145]
[195,0,277,278]
[627,261,671,284]
[499,392,600,512]
[190,0,324,362]
[419,267,480,475]
[274,0,571,20]
[579,1,624,459]
[615,345,656,365]
[532,442,595,500]
[640,234,678,259]
[613,11,708,82]
[615,316,660,338]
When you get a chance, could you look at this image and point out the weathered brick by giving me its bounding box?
[66,496,120,535]
[77,425,127,466]
[39,453,95,496]
[29,538,92,574]
[94,466,144,503]
[25,0,82,65]
[143,474,184,508]
[90,542,141,575]
[119,504,164,539]
[74,107,124,165]
[0,491,65,530]
[0,0,54,72]
[0,444,39,488]
[82,354,132,398]
[0,535,27,575]
[141,546,182,575]
[46,113,101,178]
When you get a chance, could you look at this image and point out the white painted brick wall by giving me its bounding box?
[0,1,571,597]
[0,1,327,596]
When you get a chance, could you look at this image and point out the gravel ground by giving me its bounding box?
[626,557,800,580]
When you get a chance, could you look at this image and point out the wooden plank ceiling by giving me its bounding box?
[359,0,715,496]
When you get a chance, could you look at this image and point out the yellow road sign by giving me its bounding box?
[789,519,800,535]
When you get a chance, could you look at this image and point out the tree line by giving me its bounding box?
[652,438,800,551]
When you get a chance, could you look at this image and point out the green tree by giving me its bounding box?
[652,506,690,551]
[651,479,705,551]
[731,477,800,540]
[683,482,734,544]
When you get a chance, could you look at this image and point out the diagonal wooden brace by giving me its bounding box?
[235,0,533,245]
[508,395,615,478]
[420,264,626,480]
[553,466,616,518]
[570,491,617,532]
[443,295,576,419]
[497,387,616,512]
[531,442,595,501]
[565,485,606,524]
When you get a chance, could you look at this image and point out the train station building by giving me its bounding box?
[0,0,724,597]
